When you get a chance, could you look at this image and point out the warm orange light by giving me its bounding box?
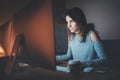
[0,45,5,57]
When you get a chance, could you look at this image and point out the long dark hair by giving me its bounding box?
[65,7,89,42]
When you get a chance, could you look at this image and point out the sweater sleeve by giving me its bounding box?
[56,43,72,61]
[82,41,107,67]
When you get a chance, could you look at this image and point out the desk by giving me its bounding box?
[12,66,120,80]
[13,67,68,80]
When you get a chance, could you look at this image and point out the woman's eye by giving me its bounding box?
[70,20,74,22]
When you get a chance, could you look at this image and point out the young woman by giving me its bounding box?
[56,7,107,72]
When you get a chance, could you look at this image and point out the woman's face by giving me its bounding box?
[66,15,80,33]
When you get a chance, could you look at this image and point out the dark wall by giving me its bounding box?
[0,0,33,26]
[102,40,120,68]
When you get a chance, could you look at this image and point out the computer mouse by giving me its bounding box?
[83,67,94,72]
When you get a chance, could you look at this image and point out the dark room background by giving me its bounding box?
[53,0,120,53]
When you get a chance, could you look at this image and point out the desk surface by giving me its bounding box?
[13,67,120,80]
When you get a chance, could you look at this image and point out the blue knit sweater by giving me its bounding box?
[56,31,107,69]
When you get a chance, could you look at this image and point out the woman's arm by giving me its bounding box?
[82,31,107,67]
[56,43,72,61]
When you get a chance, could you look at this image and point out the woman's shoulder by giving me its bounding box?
[89,30,97,36]
[89,30,100,42]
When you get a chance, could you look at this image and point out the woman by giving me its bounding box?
[56,7,107,72]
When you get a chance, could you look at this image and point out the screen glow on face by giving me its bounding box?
[66,15,79,33]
